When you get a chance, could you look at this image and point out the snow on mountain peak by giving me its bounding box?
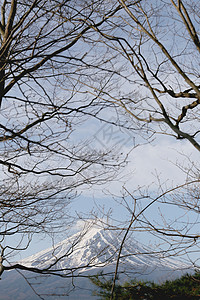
[19,224,190,275]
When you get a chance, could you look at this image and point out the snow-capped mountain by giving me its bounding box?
[20,224,190,279]
[1,225,193,300]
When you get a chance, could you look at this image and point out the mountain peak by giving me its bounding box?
[20,225,118,270]
[19,224,190,279]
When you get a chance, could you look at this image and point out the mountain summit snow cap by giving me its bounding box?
[19,221,190,279]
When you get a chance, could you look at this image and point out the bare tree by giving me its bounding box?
[102,177,200,299]
[1,0,200,298]
[72,1,200,298]
[78,0,200,151]
[0,0,127,288]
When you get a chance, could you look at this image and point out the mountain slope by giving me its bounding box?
[1,226,192,299]
[20,225,190,276]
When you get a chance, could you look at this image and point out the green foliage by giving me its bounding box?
[90,271,200,299]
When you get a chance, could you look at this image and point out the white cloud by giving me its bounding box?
[79,137,199,198]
